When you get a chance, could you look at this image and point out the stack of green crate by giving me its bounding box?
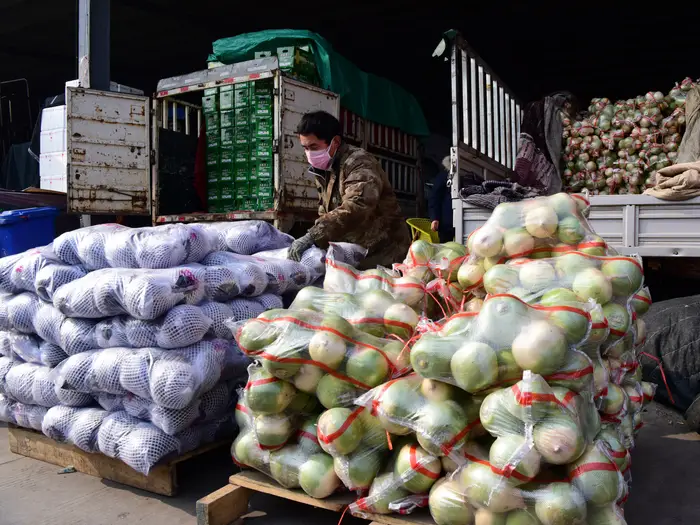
[255,47,319,86]
[203,78,275,212]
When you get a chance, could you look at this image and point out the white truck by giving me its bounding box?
[437,32,700,258]
[59,56,421,232]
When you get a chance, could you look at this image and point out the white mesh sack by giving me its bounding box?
[7,292,42,334]
[59,317,99,355]
[123,394,200,436]
[53,224,129,268]
[201,252,268,299]
[4,362,39,405]
[94,317,130,349]
[0,252,25,293]
[42,406,107,453]
[53,265,207,320]
[126,304,213,349]
[327,242,369,268]
[201,221,293,255]
[32,301,65,346]
[95,392,126,412]
[53,341,230,409]
[254,245,326,286]
[12,402,48,431]
[0,293,11,330]
[35,263,88,302]
[200,301,235,339]
[0,356,14,395]
[97,410,181,474]
[104,224,218,269]
[0,331,68,366]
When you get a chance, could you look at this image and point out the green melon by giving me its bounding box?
[261,345,303,379]
[518,261,556,294]
[269,445,305,488]
[297,415,322,454]
[231,431,268,470]
[554,253,597,283]
[503,228,536,257]
[237,319,279,352]
[602,303,630,342]
[429,478,475,525]
[572,268,613,305]
[244,371,297,415]
[630,287,651,316]
[533,414,586,465]
[497,350,524,386]
[383,340,411,374]
[458,462,524,513]
[480,389,525,437]
[378,376,424,423]
[578,235,607,256]
[567,445,622,506]
[407,240,437,266]
[524,205,558,239]
[475,508,509,525]
[586,506,627,525]
[548,193,579,219]
[483,264,521,295]
[471,226,505,258]
[395,442,441,493]
[254,414,294,449]
[538,285,580,306]
[450,341,499,393]
[491,202,524,230]
[458,260,486,289]
[534,482,587,525]
[421,378,462,403]
[505,509,542,525]
[292,364,324,394]
[600,383,626,416]
[489,434,542,485]
[557,216,586,245]
[384,303,419,340]
[346,348,390,388]
[416,400,469,456]
[334,445,383,490]
[442,315,477,337]
[600,258,644,297]
[317,408,364,456]
[505,375,555,422]
[411,335,457,380]
[320,313,355,338]
[476,295,530,349]
[358,409,389,449]
[511,321,567,376]
[308,331,348,370]
[299,453,341,498]
[365,472,410,514]
[316,374,360,409]
[545,350,593,393]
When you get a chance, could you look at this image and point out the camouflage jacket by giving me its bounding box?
[308,143,410,270]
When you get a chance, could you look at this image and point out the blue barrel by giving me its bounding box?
[0,207,59,257]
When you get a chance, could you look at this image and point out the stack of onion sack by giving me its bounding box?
[561,77,697,195]
[231,306,416,497]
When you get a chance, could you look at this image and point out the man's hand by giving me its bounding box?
[288,234,315,262]
[431,220,440,232]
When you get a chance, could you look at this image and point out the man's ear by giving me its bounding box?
[330,136,341,157]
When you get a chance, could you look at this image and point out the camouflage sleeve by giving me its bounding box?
[308,158,381,243]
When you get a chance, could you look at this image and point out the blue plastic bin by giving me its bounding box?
[0,207,59,257]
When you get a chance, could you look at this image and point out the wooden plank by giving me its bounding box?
[366,511,434,525]
[229,471,354,511]
[196,484,251,525]
[8,426,176,496]
[7,426,227,497]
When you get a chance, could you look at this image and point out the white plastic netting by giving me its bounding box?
[51,341,233,409]
[201,221,293,255]
[3,361,93,408]
[0,330,68,366]
[42,406,108,452]
[201,253,268,299]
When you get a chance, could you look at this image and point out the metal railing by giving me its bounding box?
[155,98,203,136]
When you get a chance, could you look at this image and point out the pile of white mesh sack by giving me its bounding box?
[0,221,351,475]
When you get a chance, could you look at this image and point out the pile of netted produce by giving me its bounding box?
[562,77,697,195]
[229,194,654,524]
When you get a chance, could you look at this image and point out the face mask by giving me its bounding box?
[306,141,335,170]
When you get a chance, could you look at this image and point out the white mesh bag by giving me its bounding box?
[254,245,326,288]
[0,356,14,395]
[0,293,11,330]
[254,293,284,311]
[4,362,39,405]
[94,317,130,348]
[33,301,66,346]
[202,221,293,255]
[123,394,201,436]
[0,394,15,424]
[53,265,206,320]
[104,224,217,269]
[53,224,128,268]
[201,252,268,299]
[0,331,68,366]
[95,392,126,412]
[35,263,88,302]
[60,317,99,355]
[200,301,236,339]
[7,292,42,334]
[42,406,107,453]
[12,403,47,430]
[125,304,213,349]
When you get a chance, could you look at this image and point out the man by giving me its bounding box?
[428,156,454,243]
[288,111,410,270]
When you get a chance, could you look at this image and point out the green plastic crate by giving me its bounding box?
[206,148,219,167]
[235,182,250,198]
[253,116,274,138]
[235,107,251,127]
[221,127,235,147]
[204,112,220,130]
[204,87,219,97]
[234,147,249,165]
[235,127,252,146]
[220,149,234,169]
[235,164,249,183]
[220,86,234,111]
[254,138,273,159]
[244,197,257,210]
[257,197,274,211]
[220,110,235,128]
[253,159,273,180]
[235,83,250,108]
[202,95,219,114]
[253,96,273,117]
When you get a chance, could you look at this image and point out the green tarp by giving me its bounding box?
[210,29,429,137]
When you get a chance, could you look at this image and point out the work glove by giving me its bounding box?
[288,234,315,262]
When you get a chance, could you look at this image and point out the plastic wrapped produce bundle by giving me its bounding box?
[53,224,129,269]
[290,287,420,339]
[201,221,293,255]
[53,265,207,320]
[51,340,232,409]
[11,402,48,431]
[0,393,14,423]
[4,361,93,408]
[0,331,68,367]
[397,241,468,285]
[201,252,272,298]
[254,246,327,288]
[562,78,697,195]
[42,405,108,453]
[235,309,411,407]
[0,356,13,395]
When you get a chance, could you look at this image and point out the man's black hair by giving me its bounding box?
[296,111,342,144]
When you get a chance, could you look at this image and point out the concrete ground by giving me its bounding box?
[0,402,697,525]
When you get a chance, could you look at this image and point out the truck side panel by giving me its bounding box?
[65,87,151,215]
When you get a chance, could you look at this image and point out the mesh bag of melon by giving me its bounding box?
[289,287,420,340]
[200,252,271,299]
[53,224,130,269]
[323,256,426,311]
[233,412,351,499]
[458,193,606,290]
[397,241,468,285]
[253,245,327,287]
[0,330,68,367]
[4,361,93,408]
[349,436,447,517]
[234,310,410,406]
[354,375,483,468]
[409,295,599,396]
[52,265,207,320]
[11,402,48,431]
[42,405,109,453]
[50,341,229,409]
[0,393,15,424]
[200,221,294,255]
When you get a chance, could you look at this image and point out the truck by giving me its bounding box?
[59,56,422,234]
[437,31,700,259]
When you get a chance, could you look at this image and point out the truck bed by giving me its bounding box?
[459,195,700,257]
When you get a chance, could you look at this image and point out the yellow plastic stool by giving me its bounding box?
[407,218,439,243]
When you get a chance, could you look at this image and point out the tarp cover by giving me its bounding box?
[640,294,700,412]
[210,29,429,137]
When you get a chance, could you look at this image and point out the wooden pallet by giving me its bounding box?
[196,470,436,525]
[7,425,227,496]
